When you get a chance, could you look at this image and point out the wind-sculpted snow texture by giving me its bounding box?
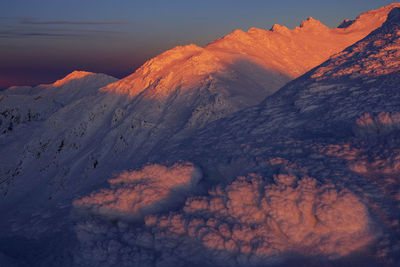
[1,4,400,267]
[73,174,374,266]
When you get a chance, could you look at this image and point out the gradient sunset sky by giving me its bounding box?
[0,0,398,89]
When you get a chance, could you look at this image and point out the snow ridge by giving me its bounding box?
[104,3,399,100]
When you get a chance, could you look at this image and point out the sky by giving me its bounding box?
[0,0,398,89]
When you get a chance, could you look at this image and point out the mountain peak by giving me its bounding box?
[310,7,400,81]
[102,44,205,97]
[337,19,355,28]
[270,24,290,34]
[299,17,327,29]
[343,3,400,31]
[52,70,95,87]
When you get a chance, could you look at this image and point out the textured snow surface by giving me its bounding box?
[1,4,400,267]
[148,175,373,260]
[74,162,202,221]
[73,174,374,267]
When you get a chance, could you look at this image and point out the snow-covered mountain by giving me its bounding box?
[1,3,400,267]
[2,4,395,206]
[206,2,399,78]
[0,71,118,134]
[139,7,400,266]
[72,6,400,266]
[0,71,118,193]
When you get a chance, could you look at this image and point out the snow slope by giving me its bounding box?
[0,71,118,188]
[0,71,118,134]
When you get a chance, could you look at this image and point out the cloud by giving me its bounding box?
[0,30,81,38]
[0,17,134,39]
[20,18,135,25]
[0,27,121,39]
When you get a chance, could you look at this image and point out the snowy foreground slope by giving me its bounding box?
[1,4,400,267]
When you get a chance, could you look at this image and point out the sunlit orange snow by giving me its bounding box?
[74,163,202,221]
[50,71,95,87]
[146,174,374,259]
[102,3,399,101]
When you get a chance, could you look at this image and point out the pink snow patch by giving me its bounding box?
[147,174,375,263]
[357,112,400,127]
[74,162,202,221]
[355,112,400,136]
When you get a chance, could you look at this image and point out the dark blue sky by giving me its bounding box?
[0,0,398,88]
